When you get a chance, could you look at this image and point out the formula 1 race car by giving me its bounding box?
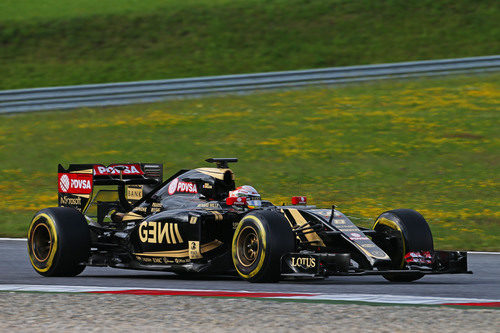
[27,158,470,282]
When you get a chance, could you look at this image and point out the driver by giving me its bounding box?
[229,185,262,209]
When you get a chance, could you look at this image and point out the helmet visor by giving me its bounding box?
[247,197,262,209]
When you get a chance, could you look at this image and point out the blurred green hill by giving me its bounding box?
[0,0,498,89]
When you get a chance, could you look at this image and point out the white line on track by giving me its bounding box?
[0,284,498,306]
[0,238,27,241]
[278,294,500,305]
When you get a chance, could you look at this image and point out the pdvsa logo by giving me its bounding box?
[71,178,91,190]
[59,174,70,192]
[58,173,93,194]
[168,178,198,195]
[93,164,144,176]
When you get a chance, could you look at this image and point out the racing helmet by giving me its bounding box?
[229,185,262,209]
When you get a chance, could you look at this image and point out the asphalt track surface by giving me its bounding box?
[1,240,498,300]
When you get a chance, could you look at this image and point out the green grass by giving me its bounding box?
[0,0,498,89]
[1,74,498,250]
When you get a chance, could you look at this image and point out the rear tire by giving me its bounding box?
[372,209,433,282]
[232,210,295,282]
[27,207,90,277]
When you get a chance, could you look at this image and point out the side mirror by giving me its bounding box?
[291,196,307,205]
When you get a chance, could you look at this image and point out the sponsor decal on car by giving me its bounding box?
[197,202,221,209]
[337,228,361,232]
[189,241,203,259]
[167,178,179,195]
[59,195,82,206]
[348,232,369,241]
[405,251,433,265]
[93,164,144,176]
[138,221,184,244]
[291,256,317,269]
[226,196,247,206]
[58,173,93,194]
[317,211,332,219]
[369,249,388,257]
[282,253,320,274]
[134,255,191,265]
[167,178,198,195]
[126,185,143,200]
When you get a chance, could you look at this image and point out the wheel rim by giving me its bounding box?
[31,222,52,262]
[236,226,260,267]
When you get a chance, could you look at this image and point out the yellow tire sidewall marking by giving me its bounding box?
[28,213,58,273]
[232,215,267,279]
[373,216,406,268]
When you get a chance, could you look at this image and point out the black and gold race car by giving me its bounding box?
[27,158,470,282]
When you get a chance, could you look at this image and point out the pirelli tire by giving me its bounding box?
[232,210,295,283]
[372,209,434,282]
[27,207,90,277]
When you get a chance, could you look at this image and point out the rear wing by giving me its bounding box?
[57,163,163,212]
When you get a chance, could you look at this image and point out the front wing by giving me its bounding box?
[280,250,471,278]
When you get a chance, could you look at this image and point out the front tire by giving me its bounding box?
[27,207,90,277]
[232,210,295,283]
[372,209,433,282]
